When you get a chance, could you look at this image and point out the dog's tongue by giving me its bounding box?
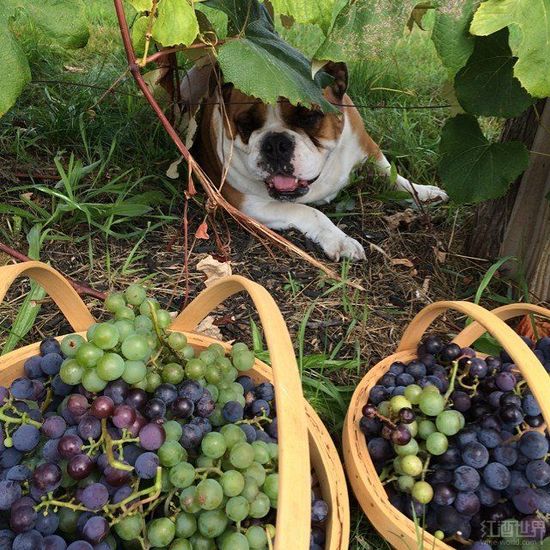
[271,175,299,192]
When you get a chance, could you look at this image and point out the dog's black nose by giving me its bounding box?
[261,132,294,165]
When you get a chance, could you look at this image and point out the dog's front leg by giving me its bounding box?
[241,197,366,261]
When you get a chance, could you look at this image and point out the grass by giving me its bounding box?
[0,4,488,550]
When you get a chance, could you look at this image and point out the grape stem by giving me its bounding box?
[0,402,42,429]
[443,360,460,404]
[102,418,134,472]
[108,467,163,515]
[40,388,53,414]
[35,497,91,514]
[421,456,431,481]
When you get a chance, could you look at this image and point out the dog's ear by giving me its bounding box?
[323,61,348,100]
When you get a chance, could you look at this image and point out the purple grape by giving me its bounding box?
[44,534,67,550]
[67,454,95,480]
[40,338,61,355]
[135,452,159,479]
[79,483,109,510]
[462,442,489,469]
[512,487,539,514]
[13,530,44,550]
[433,484,456,506]
[112,405,136,429]
[124,389,147,410]
[40,353,63,376]
[180,424,203,449]
[492,445,518,467]
[9,504,35,532]
[236,376,255,394]
[112,485,133,504]
[7,465,31,481]
[33,463,62,491]
[24,356,43,379]
[171,397,194,419]
[103,380,128,405]
[311,500,328,523]
[222,401,244,422]
[78,416,102,440]
[421,335,444,355]
[495,371,516,391]
[368,385,388,405]
[35,511,59,535]
[178,380,203,402]
[519,430,548,459]
[139,423,165,450]
[12,425,40,452]
[454,491,480,515]
[90,396,115,419]
[255,382,274,401]
[11,378,34,400]
[453,466,480,491]
[195,394,215,417]
[525,459,550,486]
[67,542,93,550]
[154,384,178,404]
[42,416,67,438]
[483,462,511,490]
[82,516,108,544]
[58,435,83,458]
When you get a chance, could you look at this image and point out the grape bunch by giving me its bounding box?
[0,284,329,550]
[361,334,550,548]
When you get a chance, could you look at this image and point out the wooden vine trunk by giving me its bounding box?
[467,99,550,300]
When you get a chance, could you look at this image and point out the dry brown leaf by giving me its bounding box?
[195,222,209,240]
[166,157,183,179]
[64,65,85,73]
[383,209,418,231]
[391,258,415,268]
[195,315,223,339]
[196,255,232,287]
[434,247,447,264]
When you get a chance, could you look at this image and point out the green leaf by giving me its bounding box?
[0,17,31,117]
[195,3,228,39]
[314,0,373,62]
[470,0,550,97]
[126,0,153,11]
[454,29,534,118]
[438,114,529,203]
[21,0,89,49]
[270,0,335,31]
[209,0,334,110]
[131,16,149,56]
[432,0,475,77]
[152,0,199,47]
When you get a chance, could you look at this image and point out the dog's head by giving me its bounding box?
[217,62,349,200]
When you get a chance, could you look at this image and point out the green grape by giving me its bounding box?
[161,468,173,492]
[404,384,422,405]
[423,385,440,394]
[394,438,419,456]
[245,462,266,486]
[114,319,134,340]
[226,496,250,522]
[241,476,259,502]
[115,515,142,541]
[201,432,227,459]
[199,349,218,365]
[405,420,418,438]
[378,401,391,417]
[208,343,225,357]
[91,323,120,350]
[232,342,249,356]
[170,462,196,489]
[397,475,415,493]
[162,363,185,385]
[230,442,255,469]
[196,456,215,469]
[417,420,437,440]
[251,441,270,465]
[221,366,239,385]
[221,532,249,550]
[132,378,148,391]
[209,406,225,427]
[436,410,464,436]
[246,525,267,549]
[198,510,228,538]
[58,507,79,534]
[180,486,202,513]
[175,512,197,538]
[400,454,423,476]
[156,309,172,328]
[196,479,224,510]
[426,432,448,455]
[221,424,246,449]
[170,539,193,550]
[263,474,278,503]
[115,306,135,321]
[122,360,147,384]
[185,358,206,380]
[165,420,184,442]
[168,332,188,350]
[217,389,238,406]
[180,345,196,360]
[105,292,126,313]
[125,284,146,306]
[134,315,153,333]
[249,492,270,518]
[148,517,176,547]
[393,457,404,475]
[82,369,108,393]
[60,359,84,385]
[418,391,445,416]
[217,357,233,373]
[140,298,160,316]
[96,353,125,381]
[60,334,85,357]
[190,533,217,550]
[206,384,219,402]
[390,395,412,413]
[86,324,99,342]
[205,364,222,385]
[220,470,245,497]
[146,372,162,393]
[233,350,255,372]
[434,530,445,541]
[267,443,278,460]
[411,481,433,504]
[121,334,149,361]
[75,343,104,368]
[159,441,185,467]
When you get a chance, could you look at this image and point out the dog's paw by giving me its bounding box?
[410,184,449,203]
[320,233,366,262]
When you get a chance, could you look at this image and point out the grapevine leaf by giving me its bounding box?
[152,0,199,47]
[208,0,334,110]
[438,114,529,204]
[21,0,89,49]
[454,30,534,118]
[0,17,31,117]
[276,20,325,59]
[126,0,153,12]
[269,0,335,31]
[432,0,475,77]
[407,2,437,32]
[195,3,228,39]
[470,0,550,97]
[131,16,149,56]
[314,0,373,62]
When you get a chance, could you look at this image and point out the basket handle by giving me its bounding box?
[453,303,550,348]
[397,301,550,426]
[0,261,95,333]
[171,276,311,550]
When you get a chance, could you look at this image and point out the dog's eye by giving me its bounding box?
[235,113,262,141]
[295,108,324,128]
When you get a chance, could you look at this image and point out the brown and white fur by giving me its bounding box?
[190,62,448,261]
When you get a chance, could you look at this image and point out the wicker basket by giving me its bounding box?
[0,261,350,550]
[343,300,550,550]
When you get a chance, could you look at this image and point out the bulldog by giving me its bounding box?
[189,62,448,261]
